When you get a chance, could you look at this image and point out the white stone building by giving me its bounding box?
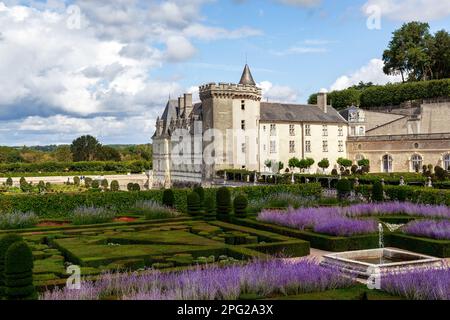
[152,65,348,187]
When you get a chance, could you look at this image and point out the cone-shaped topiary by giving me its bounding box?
[0,234,23,298]
[193,186,205,203]
[187,192,202,216]
[162,189,175,208]
[4,241,36,300]
[204,194,216,220]
[216,187,231,219]
[336,178,352,200]
[372,181,384,202]
[233,194,248,218]
[110,180,120,192]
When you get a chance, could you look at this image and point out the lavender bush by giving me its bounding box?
[343,202,450,219]
[70,206,116,225]
[258,208,378,236]
[0,211,38,230]
[381,265,450,300]
[402,220,450,240]
[132,200,182,220]
[41,259,354,300]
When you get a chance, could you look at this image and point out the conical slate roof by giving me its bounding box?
[239,64,256,86]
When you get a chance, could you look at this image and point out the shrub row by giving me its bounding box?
[356,185,450,205]
[232,218,379,252]
[0,183,322,219]
[0,160,151,174]
[386,233,450,258]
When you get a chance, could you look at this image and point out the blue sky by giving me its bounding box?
[0,0,449,146]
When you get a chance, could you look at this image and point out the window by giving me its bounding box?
[241,100,245,110]
[351,126,356,136]
[305,124,311,136]
[322,125,328,137]
[359,127,365,136]
[338,140,344,152]
[270,124,276,136]
[411,154,423,172]
[338,126,343,136]
[322,140,328,152]
[289,141,295,153]
[444,154,450,171]
[382,155,393,173]
[241,143,246,154]
[270,141,276,154]
[289,125,295,136]
[241,120,246,130]
[305,141,311,153]
[263,144,266,151]
[263,125,266,132]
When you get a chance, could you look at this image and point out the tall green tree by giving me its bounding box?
[70,135,101,162]
[429,30,450,79]
[383,22,433,82]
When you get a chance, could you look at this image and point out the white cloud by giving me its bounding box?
[330,58,402,91]
[362,0,450,21]
[0,1,261,145]
[258,81,299,103]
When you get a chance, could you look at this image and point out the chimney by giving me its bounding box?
[184,93,193,116]
[317,90,328,114]
[178,96,185,116]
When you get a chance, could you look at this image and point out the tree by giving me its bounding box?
[52,145,73,162]
[382,22,433,82]
[264,160,272,171]
[305,158,315,170]
[5,177,13,187]
[97,146,122,162]
[70,135,101,162]
[277,162,284,173]
[337,158,353,169]
[110,180,120,191]
[0,234,23,298]
[429,30,450,79]
[318,158,330,173]
[233,194,248,218]
[162,189,175,207]
[288,157,300,170]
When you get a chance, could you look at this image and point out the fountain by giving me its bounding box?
[321,248,443,280]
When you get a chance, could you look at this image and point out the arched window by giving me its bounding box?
[358,127,365,136]
[444,154,450,171]
[382,155,393,173]
[411,154,423,172]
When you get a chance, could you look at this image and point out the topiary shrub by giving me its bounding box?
[331,169,338,176]
[127,182,134,191]
[336,178,352,200]
[84,177,93,188]
[5,177,13,187]
[187,192,202,216]
[204,194,216,220]
[73,176,80,186]
[110,180,120,192]
[133,183,141,192]
[372,181,384,202]
[233,194,248,218]
[434,166,447,181]
[4,241,37,300]
[0,234,23,298]
[101,179,109,191]
[91,180,100,190]
[162,189,175,208]
[193,186,205,203]
[216,187,231,219]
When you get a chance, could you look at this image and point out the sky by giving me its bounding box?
[0,0,449,146]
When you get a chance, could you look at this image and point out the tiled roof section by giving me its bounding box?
[160,99,178,135]
[261,102,347,123]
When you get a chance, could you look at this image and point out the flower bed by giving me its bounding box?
[381,266,450,300]
[402,220,450,240]
[344,202,450,219]
[41,258,354,300]
[258,208,378,237]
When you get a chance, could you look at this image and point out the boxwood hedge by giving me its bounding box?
[0,183,322,219]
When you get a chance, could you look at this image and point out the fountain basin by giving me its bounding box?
[321,248,444,279]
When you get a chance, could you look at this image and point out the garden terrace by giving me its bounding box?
[1,218,309,290]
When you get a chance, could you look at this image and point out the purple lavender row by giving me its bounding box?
[402,220,450,240]
[258,208,378,236]
[41,259,354,300]
[381,265,450,300]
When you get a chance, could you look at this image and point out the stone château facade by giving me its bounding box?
[152,65,348,187]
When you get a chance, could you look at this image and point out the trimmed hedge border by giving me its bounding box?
[231,218,378,252]
[356,185,450,205]
[0,183,322,219]
[386,233,450,258]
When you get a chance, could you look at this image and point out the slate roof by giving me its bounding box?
[239,64,256,86]
[260,102,347,123]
